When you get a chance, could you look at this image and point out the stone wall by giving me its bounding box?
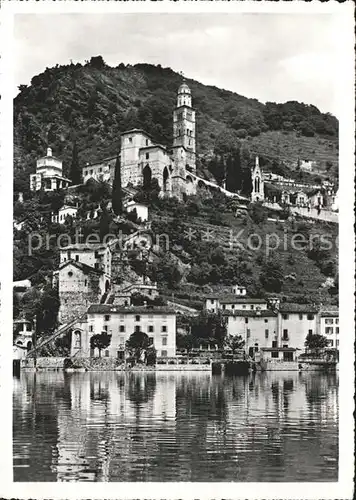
[21,357,66,369]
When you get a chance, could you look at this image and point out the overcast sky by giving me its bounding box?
[14,13,340,114]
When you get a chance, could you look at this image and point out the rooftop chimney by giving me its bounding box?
[47,147,52,157]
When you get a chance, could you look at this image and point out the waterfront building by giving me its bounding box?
[30,147,71,192]
[13,319,33,359]
[319,307,339,350]
[223,309,278,358]
[277,303,319,351]
[71,305,176,358]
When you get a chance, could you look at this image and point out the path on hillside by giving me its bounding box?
[264,202,338,224]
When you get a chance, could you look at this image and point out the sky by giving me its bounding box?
[14,13,340,114]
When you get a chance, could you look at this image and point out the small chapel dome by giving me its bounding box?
[178,82,191,94]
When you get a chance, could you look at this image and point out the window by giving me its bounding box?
[299,314,303,320]
[328,340,334,347]
[148,337,154,346]
[162,336,167,346]
[245,318,248,324]
[210,299,214,304]
[242,305,246,309]
[161,350,168,357]
[283,344,288,348]
[250,305,254,310]
[265,329,269,339]
[148,325,154,333]
[135,326,140,333]
[271,351,279,358]
[246,329,250,338]
[335,318,339,325]
[162,325,167,333]
[129,137,132,143]
[325,318,333,325]
[90,170,93,175]
[99,167,102,172]
[146,153,149,160]
[146,139,149,146]
[308,329,313,335]
[282,314,289,320]
[325,327,333,335]
[135,315,140,322]
[336,327,339,334]
[282,329,288,340]
[264,319,268,323]
[103,325,108,332]
[84,279,87,286]
[119,325,125,332]
[222,304,226,310]
[307,314,314,320]
[104,315,111,322]
[272,341,277,348]
[336,340,339,347]
[68,271,73,277]
[231,305,235,310]
[89,325,93,332]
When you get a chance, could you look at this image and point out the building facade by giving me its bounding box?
[30,148,71,192]
[51,205,78,224]
[319,309,339,349]
[71,305,176,358]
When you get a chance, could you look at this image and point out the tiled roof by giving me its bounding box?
[87,305,176,315]
[59,260,104,275]
[279,303,319,313]
[219,296,267,305]
[60,243,108,251]
[222,309,277,318]
[320,310,339,317]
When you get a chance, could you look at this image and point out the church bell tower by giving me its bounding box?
[172,81,196,172]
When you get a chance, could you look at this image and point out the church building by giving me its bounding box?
[119,82,197,199]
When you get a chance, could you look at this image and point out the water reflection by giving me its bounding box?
[13,371,338,482]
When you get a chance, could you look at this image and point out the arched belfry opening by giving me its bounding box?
[143,165,152,190]
[163,167,170,193]
[254,176,260,194]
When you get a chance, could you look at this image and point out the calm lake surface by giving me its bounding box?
[13,370,338,482]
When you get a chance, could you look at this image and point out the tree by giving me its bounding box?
[112,155,123,216]
[260,258,284,293]
[99,204,111,242]
[224,334,245,353]
[69,141,81,185]
[304,332,328,353]
[126,330,150,363]
[90,333,112,358]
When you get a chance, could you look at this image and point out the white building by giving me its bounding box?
[223,309,278,358]
[71,305,177,359]
[205,296,268,314]
[319,308,339,350]
[82,156,116,184]
[13,319,33,359]
[124,200,149,222]
[51,205,78,224]
[278,303,319,351]
[30,147,71,192]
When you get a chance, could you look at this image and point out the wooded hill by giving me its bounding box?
[14,58,338,195]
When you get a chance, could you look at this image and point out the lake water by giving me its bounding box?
[13,370,338,482]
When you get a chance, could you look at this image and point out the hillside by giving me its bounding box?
[14,58,338,195]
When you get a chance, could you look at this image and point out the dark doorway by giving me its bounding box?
[143,165,152,189]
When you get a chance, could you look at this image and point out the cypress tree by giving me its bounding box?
[112,155,123,215]
[70,141,81,185]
